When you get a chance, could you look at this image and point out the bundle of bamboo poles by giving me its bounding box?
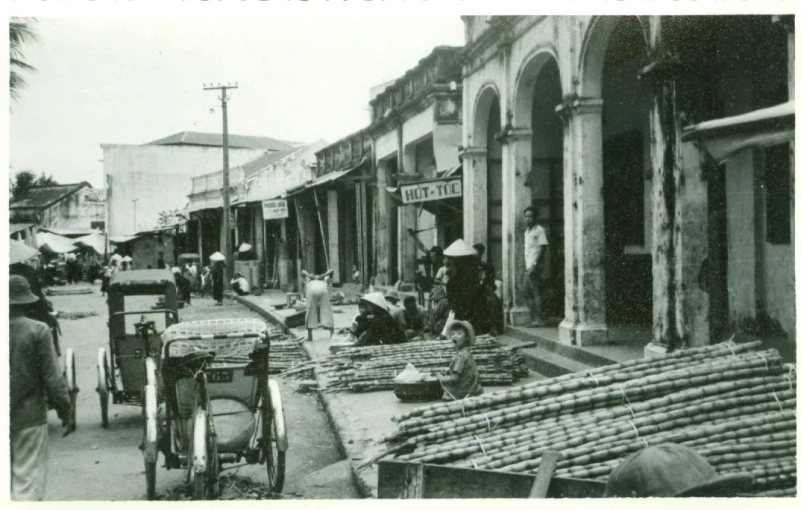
[380,341,796,497]
[282,336,529,393]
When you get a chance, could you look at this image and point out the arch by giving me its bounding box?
[471,81,502,149]
[512,44,561,129]
[579,15,649,98]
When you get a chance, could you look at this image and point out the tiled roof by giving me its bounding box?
[10,182,90,210]
[147,131,299,152]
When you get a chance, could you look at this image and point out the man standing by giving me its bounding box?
[522,206,548,327]
[156,252,166,270]
[9,275,73,501]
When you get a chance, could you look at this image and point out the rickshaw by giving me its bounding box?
[96,269,179,429]
[147,318,288,500]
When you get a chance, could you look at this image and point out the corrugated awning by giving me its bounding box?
[109,235,139,244]
[683,101,795,163]
[287,159,365,197]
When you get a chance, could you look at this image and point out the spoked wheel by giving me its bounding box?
[142,382,159,500]
[96,348,110,428]
[261,379,287,493]
[64,348,78,430]
[190,408,219,500]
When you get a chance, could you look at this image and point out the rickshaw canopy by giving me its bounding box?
[109,268,177,295]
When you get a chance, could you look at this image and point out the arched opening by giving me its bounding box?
[486,98,503,273]
[526,57,564,321]
[601,16,652,326]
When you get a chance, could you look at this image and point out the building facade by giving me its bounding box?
[368,46,465,287]
[102,131,296,237]
[459,15,794,351]
[10,182,105,232]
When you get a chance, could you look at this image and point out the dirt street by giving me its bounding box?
[41,283,357,500]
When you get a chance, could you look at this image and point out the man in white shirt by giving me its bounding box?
[231,272,251,296]
[522,206,548,327]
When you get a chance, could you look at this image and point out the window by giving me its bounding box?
[764,143,792,244]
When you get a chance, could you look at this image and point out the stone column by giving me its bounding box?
[327,189,340,284]
[641,49,709,355]
[374,160,390,286]
[555,97,609,346]
[462,146,488,246]
[505,129,535,326]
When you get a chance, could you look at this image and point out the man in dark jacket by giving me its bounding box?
[9,275,72,501]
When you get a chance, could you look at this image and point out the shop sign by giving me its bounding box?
[262,199,289,220]
[399,178,462,204]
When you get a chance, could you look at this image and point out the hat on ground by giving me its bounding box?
[445,320,476,346]
[384,289,401,303]
[238,243,253,253]
[443,239,477,258]
[360,292,389,312]
[9,275,40,305]
[209,251,225,262]
[604,443,754,498]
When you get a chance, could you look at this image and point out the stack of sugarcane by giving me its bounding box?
[268,337,310,374]
[380,341,796,497]
[282,336,529,393]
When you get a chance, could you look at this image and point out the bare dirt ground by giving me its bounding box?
[42,284,357,500]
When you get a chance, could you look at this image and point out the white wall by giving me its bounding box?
[103,144,262,236]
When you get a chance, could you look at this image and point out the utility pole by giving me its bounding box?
[132,198,139,233]
[204,82,238,288]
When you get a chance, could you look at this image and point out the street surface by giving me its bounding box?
[43,283,358,500]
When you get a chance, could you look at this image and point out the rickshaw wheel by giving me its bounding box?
[191,409,220,500]
[65,348,78,429]
[97,348,110,428]
[262,381,286,493]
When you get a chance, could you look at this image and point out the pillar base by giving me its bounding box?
[643,342,668,359]
[558,319,609,347]
[508,306,532,327]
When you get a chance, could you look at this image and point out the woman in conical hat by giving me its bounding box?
[356,292,405,346]
[441,239,493,336]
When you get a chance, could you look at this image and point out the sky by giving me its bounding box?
[9,14,465,188]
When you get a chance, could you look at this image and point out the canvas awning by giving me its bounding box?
[39,226,98,238]
[36,232,77,254]
[10,239,39,265]
[74,233,106,255]
[682,101,795,163]
[9,222,36,235]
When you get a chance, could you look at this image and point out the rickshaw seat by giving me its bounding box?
[168,351,216,379]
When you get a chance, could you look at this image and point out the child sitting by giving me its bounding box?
[437,320,483,401]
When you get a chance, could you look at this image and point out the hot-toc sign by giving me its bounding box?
[400,178,462,204]
[262,199,289,220]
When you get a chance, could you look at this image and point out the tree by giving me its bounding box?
[10,170,59,202]
[157,208,181,227]
[9,18,38,103]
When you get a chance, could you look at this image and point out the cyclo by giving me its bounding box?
[150,318,288,500]
[96,269,179,498]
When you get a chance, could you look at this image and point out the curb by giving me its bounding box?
[234,295,376,498]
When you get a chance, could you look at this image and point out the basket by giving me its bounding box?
[394,378,444,402]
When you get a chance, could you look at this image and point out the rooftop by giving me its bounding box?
[147,131,300,152]
[10,182,91,210]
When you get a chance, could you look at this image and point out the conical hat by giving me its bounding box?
[209,251,225,262]
[360,292,389,312]
[443,239,477,257]
[445,320,476,346]
[238,243,253,253]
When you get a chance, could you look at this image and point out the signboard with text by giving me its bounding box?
[262,199,289,220]
[399,177,462,204]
